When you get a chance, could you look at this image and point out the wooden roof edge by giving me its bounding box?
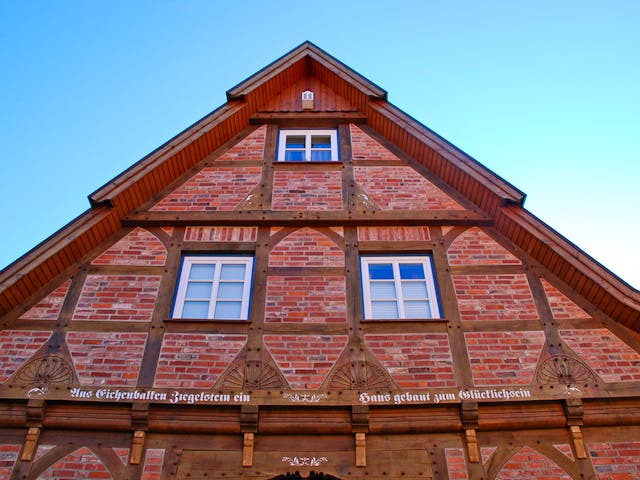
[0,206,113,291]
[498,205,640,307]
[226,41,387,101]
[370,100,526,206]
[89,101,246,205]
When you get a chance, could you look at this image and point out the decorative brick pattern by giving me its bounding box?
[67,332,147,386]
[142,448,165,480]
[264,335,347,389]
[354,166,463,210]
[495,446,571,479]
[184,226,257,242]
[73,275,161,322]
[20,279,71,320]
[0,330,51,382]
[541,279,590,319]
[554,444,574,460]
[216,125,266,161]
[453,274,538,321]
[37,447,113,479]
[559,329,640,382]
[365,334,456,388]
[269,228,344,267]
[0,444,20,479]
[465,331,546,386]
[150,167,261,211]
[114,448,130,465]
[350,124,401,161]
[447,227,521,265]
[357,226,431,242]
[154,334,246,388]
[272,171,343,210]
[481,447,497,464]
[589,441,640,479]
[92,228,167,266]
[265,276,347,324]
[445,448,469,480]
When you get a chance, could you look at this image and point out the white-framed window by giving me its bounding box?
[277,129,338,162]
[173,255,254,320]
[360,256,440,319]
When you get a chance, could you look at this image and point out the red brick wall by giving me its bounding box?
[453,274,538,321]
[495,446,572,479]
[0,444,20,479]
[365,333,456,388]
[541,279,590,319]
[269,228,344,267]
[184,226,257,242]
[73,275,161,322]
[350,124,401,161]
[154,333,246,388]
[447,227,521,265]
[265,276,346,324]
[142,448,165,480]
[150,167,261,211]
[445,448,469,480]
[0,330,52,382]
[216,125,266,161]
[588,441,640,479]
[92,228,167,266]
[553,444,574,461]
[272,171,342,210]
[357,226,431,241]
[465,331,545,386]
[264,335,347,389]
[37,447,113,479]
[559,329,640,382]
[20,279,71,320]
[354,166,463,210]
[67,332,147,386]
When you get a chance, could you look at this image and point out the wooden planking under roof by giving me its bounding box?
[1,41,638,331]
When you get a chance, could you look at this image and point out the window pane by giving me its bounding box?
[185,282,212,299]
[189,264,215,280]
[214,301,242,319]
[284,150,305,161]
[311,135,331,148]
[285,136,305,148]
[182,301,210,319]
[310,150,332,161]
[401,281,427,299]
[399,263,425,279]
[370,281,397,299]
[368,263,394,279]
[371,301,399,319]
[220,264,246,280]
[217,282,244,299]
[404,301,431,318]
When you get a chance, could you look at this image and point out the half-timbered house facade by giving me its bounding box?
[1,42,640,480]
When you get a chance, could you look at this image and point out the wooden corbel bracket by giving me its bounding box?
[22,399,46,461]
[241,405,259,467]
[355,432,366,467]
[460,401,480,463]
[352,405,369,467]
[130,403,149,464]
[564,398,587,459]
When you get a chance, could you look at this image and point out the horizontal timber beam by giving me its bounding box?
[123,210,493,228]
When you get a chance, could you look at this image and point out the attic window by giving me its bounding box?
[278,129,338,162]
[301,90,314,110]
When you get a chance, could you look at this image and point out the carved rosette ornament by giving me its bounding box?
[535,355,597,386]
[218,351,287,390]
[327,361,394,390]
[14,355,75,388]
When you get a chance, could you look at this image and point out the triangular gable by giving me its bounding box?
[0,41,638,333]
[259,76,358,112]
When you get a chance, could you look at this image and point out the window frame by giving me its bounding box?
[277,129,339,162]
[360,255,440,320]
[172,255,254,320]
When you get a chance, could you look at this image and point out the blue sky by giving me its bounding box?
[1,1,638,288]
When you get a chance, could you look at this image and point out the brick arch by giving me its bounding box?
[447,226,521,266]
[269,227,345,267]
[30,445,124,480]
[493,446,574,480]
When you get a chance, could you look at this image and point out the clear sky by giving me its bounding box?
[1,1,638,289]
